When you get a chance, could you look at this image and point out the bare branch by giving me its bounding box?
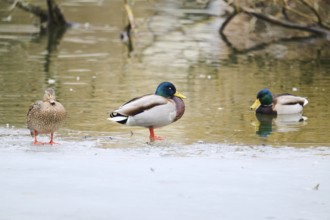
[242,7,330,36]
[300,0,330,30]
[281,6,290,21]
[219,9,239,52]
[6,0,68,28]
[14,0,48,23]
[46,0,67,27]
[219,8,238,35]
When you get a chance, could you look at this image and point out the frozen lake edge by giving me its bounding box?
[0,128,330,220]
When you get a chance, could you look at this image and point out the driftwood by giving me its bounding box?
[220,0,330,52]
[242,7,330,36]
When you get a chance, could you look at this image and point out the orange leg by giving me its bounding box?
[149,127,164,142]
[49,133,58,145]
[33,130,43,145]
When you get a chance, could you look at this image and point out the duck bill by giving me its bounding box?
[49,98,56,105]
[174,91,186,99]
[250,99,261,110]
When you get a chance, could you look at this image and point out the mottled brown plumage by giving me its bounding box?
[27,88,67,144]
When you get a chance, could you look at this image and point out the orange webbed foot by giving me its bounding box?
[48,133,59,145]
[149,135,164,142]
[148,128,164,142]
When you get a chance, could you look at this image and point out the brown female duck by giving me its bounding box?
[27,88,67,144]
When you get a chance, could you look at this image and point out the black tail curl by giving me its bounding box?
[110,112,128,124]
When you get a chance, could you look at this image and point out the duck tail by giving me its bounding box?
[108,112,128,124]
[303,98,309,106]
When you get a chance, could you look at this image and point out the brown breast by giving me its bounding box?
[172,96,185,122]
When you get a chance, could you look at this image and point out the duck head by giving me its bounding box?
[43,88,56,105]
[155,82,186,99]
[251,88,273,110]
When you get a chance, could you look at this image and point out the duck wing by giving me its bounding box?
[117,94,168,116]
[109,94,169,124]
[27,101,40,116]
[274,94,308,106]
[27,100,42,134]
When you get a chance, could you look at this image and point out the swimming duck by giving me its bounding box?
[27,88,67,145]
[250,88,308,114]
[109,82,186,141]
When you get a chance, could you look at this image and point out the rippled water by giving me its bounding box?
[0,0,330,147]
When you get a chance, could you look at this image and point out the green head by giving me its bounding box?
[257,89,273,105]
[155,82,186,99]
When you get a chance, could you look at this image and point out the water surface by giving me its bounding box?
[0,0,329,147]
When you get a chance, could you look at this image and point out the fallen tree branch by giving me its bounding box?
[219,1,330,53]
[299,0,330,30]
[219,8,239,52]
[219,8,237,35]
[242,7,330,37]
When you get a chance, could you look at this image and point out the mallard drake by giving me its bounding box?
[109,82,186,141]
[250,88,308,114]
[27,88,67,145]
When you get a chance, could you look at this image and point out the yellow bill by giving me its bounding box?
[174,91,186,99]
[250,99,261,110]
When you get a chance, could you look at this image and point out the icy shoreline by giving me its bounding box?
[0,128,330,220]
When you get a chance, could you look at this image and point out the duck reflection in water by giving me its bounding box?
[254,113,308,137]
[255,114,275,137]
